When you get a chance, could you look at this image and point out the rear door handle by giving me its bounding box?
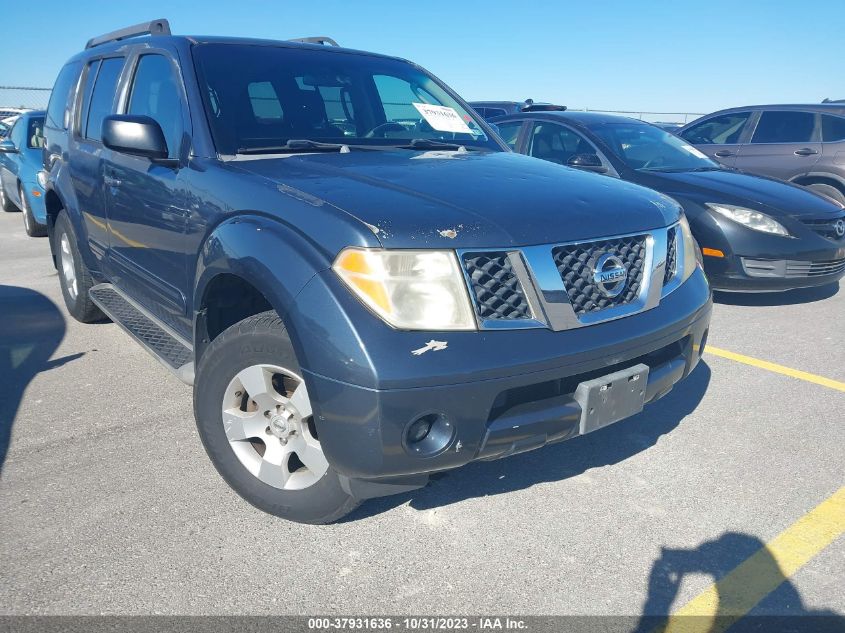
[794,148,818,156]
[714,150,734,158]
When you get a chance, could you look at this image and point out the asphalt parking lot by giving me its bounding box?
[0,210,843,622]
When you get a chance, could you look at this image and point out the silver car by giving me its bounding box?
[678,104,845,205]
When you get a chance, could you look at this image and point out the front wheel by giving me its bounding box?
[806,183,845,206]
[194,311,360,524]
[20,184,47,237]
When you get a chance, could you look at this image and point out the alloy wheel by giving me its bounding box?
[60,233,78,300]
[222,364,327,490]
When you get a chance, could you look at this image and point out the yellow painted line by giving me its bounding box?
[706,346,845,393]
[661,486,845,633]
[83,211,148,249]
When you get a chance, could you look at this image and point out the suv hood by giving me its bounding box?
[234,150,679,248]
[635,168,844,219]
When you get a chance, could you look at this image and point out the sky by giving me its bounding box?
[1,0,843,120]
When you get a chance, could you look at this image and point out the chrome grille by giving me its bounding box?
[800,215,845,241]
[462,252,532,320]
[664,226,678,284]
[551,235,648,316]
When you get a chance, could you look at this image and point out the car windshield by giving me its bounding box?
[193,43,500,154]
[590,121,719,171]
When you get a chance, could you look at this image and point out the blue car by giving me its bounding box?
[0,110,48,236]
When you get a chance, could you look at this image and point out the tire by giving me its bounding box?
[0,180,19,212]
[54,210,105,323]
[194,311,360,524]
[20,184,47,237]
[806,182,845,206]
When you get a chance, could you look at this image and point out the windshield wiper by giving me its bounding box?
[395,138,469,151]
[236,139,353,154]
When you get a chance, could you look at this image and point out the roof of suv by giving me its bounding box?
[698,103,845,116]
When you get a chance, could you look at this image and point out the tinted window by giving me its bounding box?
[26,116,45,149]
[127,55,183,158]
[495,121,522,150]
[193,44,496,154]
[46,62,81,129]
[682,112,750,145]
[821,114,845,142]
[751,111,815,144]
[78,60,100,134]
[85,57,124,142]
[528,123,591,165]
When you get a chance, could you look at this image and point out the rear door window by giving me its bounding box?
[680,112,750,145]
[751,111,815,144]
[84,57,124,142]
[821,114,845,142]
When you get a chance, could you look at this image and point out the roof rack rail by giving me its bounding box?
[86,19,171,49]
[288,36,339,47]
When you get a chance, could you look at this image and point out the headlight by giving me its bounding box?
[333,248,476,330]
[678,214,698,282]
[706,203,790,237]
[36,170,48,189]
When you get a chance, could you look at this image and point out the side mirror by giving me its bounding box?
[102,114,169,161]
[567,153,608,173]
[0,139,17,153]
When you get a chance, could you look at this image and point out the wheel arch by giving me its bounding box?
[791,173,845,195]
[192,214,335,364]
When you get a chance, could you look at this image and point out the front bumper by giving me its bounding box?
[705,250,845,292]
[301,268,711,488]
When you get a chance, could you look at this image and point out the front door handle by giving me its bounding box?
[103,175,122,187]
[794,148,818,156]
[714,150,734,158]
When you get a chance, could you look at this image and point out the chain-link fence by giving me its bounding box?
[0,86,52,112]
[572,108,705,124]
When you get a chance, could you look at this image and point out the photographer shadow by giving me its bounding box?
[0,285,80,472]
[632,531,845,633]
[344,361,711,520]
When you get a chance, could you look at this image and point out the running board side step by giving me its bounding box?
[89,284,194,385]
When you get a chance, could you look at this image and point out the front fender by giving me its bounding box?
[194,214,338,355]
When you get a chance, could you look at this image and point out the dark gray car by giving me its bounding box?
[678,104,845,204]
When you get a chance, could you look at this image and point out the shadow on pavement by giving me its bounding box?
[344,361,711,521]
[631,531,845,633]
[714,282,839,307]
[0,285,78,472]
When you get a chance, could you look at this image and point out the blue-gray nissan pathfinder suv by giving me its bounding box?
[42,20,712,523]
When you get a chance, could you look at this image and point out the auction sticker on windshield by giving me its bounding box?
[413,103,473,134]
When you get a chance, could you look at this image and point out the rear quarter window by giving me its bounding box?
[821,114,845,142]
[46,61,82,129]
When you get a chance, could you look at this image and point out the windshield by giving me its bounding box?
[193,44,500,154]
[590,121,719,171]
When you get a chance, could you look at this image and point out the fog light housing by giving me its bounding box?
[403,413,455,457]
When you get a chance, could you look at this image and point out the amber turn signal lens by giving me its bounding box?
[702,247,724,258]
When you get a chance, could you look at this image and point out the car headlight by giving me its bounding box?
[705,203,790,237]
[36,170,48,189]
[333,248,476,330]
[678,214,699,282]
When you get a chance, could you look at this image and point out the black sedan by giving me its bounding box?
[493,111,845,292]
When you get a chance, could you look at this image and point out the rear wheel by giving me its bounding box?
[54,211,105,323]
[0,180,18,212]
[806,182,845,206]
[194,311,360,524]
[20,184,47,237]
